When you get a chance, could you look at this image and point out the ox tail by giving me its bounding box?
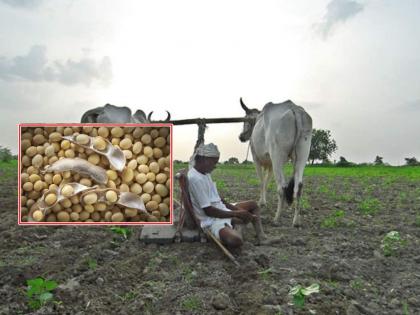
[284,177,294,205]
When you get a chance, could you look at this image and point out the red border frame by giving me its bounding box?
[18,123,173,226]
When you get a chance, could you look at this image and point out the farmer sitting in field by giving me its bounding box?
[187,143,266,248]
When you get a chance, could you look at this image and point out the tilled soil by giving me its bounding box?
[1,168,420,314]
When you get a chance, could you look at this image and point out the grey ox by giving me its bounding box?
[239,98,312,227]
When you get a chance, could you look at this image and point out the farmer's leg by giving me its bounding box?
[235,200,266,241]
[211,219,243,248]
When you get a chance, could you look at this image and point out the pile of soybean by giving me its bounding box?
[20,126,171,223]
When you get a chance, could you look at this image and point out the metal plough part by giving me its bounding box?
[62,134,126,171]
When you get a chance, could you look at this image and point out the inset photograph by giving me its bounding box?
[19,124,172,224]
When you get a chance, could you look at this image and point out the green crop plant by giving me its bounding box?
[181,296,202,311]
[321,210,345,228]
[381,231,406,256]
[258,267,272,281]
[87,258,97,270]
[26,277,58,310]
[289,283,320,309]
[110,227,132,240]
[358,198,382,215]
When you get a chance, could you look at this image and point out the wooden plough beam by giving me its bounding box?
[167,117,253,125]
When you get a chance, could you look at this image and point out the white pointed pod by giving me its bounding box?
[42,158,108,184]
[28,182,97,222]
[62,135,126,171]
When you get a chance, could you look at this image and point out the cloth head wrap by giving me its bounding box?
[188,143,220,169]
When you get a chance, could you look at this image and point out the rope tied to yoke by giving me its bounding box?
[194,119,207,152]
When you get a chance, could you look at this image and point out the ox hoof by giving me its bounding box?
[271,220,281,227]
[292,216,302,228]
[258,201,267,207]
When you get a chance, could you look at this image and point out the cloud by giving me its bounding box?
[0,0,43,9]
[0,45,113,86]
[315,0,364,39]
[402,99,420,111]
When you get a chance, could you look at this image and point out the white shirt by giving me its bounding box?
[187,167,231,228]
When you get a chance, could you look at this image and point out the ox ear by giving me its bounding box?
[100,104,132,123]
[240,97,250,114]
[133,109,147,123]
[81,106,104,123]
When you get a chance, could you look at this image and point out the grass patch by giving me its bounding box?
[321,210,345,228]
[181,296,202,311]
[358,198,382,215]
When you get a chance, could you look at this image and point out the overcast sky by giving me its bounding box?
[1,0,419,165]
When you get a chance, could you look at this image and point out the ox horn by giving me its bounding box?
[240,97,250,114]
[165,110,171,122]
[147,111,154,122]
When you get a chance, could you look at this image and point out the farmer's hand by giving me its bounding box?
[233,210,256,223]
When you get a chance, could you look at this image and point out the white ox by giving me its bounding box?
[239,98,312,227]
